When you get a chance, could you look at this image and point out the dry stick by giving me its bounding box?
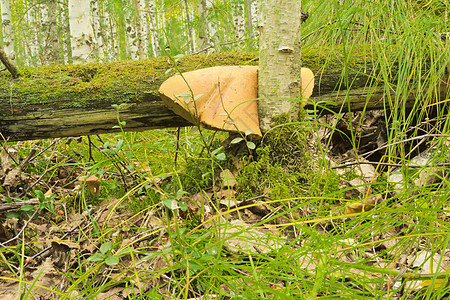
[174,127,181,169]
[362,133,450,159]
[0,46,19,78]
[87,136,95,162]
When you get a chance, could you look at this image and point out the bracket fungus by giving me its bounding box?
[159,66,314,137]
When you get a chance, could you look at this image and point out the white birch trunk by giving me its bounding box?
[68,0,94,63]
[139,0,150,58]
[258,0,302,131]
[125,13,139,60]
[251,0,259,30]
[101,1,117,61]
[1,0,14,57]
[232,0,245,40]
[148,0,159,56]
[91,0,103,61]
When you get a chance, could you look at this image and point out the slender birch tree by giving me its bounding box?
[257,0,302,131]
[68,0,94,63]
[1,0,14,57]
[197,0,209,50]
[232,0,245,40]
[148,0,159,56]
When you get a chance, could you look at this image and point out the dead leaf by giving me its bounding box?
[217,219,284,254]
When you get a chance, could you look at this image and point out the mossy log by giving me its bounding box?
[0,48,446,141]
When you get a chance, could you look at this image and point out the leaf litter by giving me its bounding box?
[0,116,450,298]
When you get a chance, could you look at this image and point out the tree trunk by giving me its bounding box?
[197,0,209,51]
[148,0,159,57]
[257,0,302,131]
[233,0,245,40]
[1,0,14,57]
[183,0,195,53]
[68,0,94,63]
[0,49,446,141]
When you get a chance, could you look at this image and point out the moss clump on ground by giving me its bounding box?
[237,115,340,200]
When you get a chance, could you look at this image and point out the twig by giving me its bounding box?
[0,199,38,213]
[174,128,181,169]
[87,136,95,162]
[362,133,450,159]
[0,135,18,165]
[0,46,19,78]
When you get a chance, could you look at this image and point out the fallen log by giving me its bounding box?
[0,47,446,141]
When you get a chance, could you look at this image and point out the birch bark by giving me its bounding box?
[125,11,139,60]
[138,0,150,58]
[1,0,14,57]
[232,0,245,40]
[258,0,302,131]
[68,0,94,63]
[148,0,159,56]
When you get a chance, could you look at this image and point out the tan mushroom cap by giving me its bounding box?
[159,66,314,137]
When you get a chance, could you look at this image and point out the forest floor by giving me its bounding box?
[1,111,450,299]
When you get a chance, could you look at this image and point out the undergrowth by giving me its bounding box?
[238,116,340,200]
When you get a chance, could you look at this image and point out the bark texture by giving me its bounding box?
[258,0,302,131]
[0,48,446,141]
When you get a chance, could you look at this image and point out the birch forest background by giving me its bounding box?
[0,0,261,66]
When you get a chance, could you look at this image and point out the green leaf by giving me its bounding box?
[119,121,126,126]
[6,211,20,219]
[179,201,188,212]
[246,141,256,149]
[212,147,223,155]
[215,153,226,161]
[165,68,173,74]
[115,139,124,152]
[231,137,244,144]
[174,54,185,61]
[100,242,113,254]
[87,253,105,262]
[176,190,188,198]
[163,198,174,209]
[105,256,119,266]
[35,190,45,201]
[206,245,218,256]
[176,92,192,104]
[21,204,35,212]
[194,94,203,101]
[111,104,119,109]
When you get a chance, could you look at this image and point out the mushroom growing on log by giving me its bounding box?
[159,66,315,136]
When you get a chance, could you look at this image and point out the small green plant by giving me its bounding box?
[86,241,120,266]
[35,190,56,212]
